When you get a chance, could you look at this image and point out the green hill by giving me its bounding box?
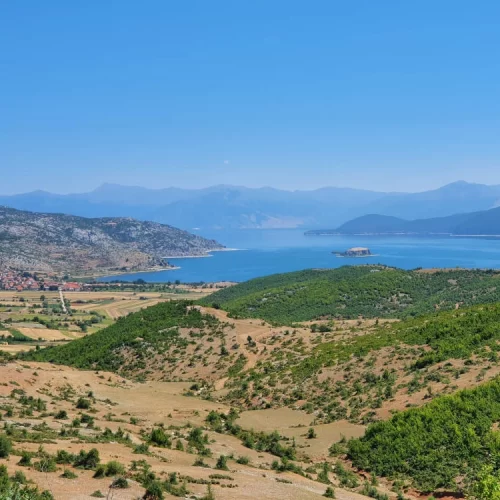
[200,266,500,324]
[23,301,232,380]
[348,377,500,491]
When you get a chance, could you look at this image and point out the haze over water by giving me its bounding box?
[98,229,500,283]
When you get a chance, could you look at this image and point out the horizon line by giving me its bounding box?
[0,179,488,198]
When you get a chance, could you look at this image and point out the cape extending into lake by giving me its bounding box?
[97,229,500,284]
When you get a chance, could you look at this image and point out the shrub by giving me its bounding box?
[307,428,317,439]
[143,481,164,500]
[75,397,91,409]
[111,477,129,489]
[0,435,12,458]
[74,448,100,469]
[134,443,150,455]
[12,470,27,484]
[324,487,336,498]
[193,457,208,467]
[150,428,171,448]
[215,455,229,471]
[55,450,74,464]
[61,469,78,479]
[34,456,57,473]
[93,465,106,479]
[105,461,125,476]
[18,451,32,466]
[55,410,68,419]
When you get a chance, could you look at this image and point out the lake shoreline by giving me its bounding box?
[166,248,241,259]
[96,229,500,284]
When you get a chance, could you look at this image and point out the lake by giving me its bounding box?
[98,229,500,283]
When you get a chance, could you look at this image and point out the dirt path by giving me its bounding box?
[59,289,67,314]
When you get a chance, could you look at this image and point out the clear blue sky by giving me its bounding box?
[2,1,500,194]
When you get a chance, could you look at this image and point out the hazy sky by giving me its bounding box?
[2,1,500,194]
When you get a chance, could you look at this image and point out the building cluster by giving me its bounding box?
[0,270,82,292]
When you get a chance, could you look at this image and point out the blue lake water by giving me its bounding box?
[98,229,500,283]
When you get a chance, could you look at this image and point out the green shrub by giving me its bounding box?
[215,455,229,471]
[61,469,78,479]
[75,397,91,410]
[111,477,129,489]
[74,448,100,469]
[0,435,12,458]
[149,428,171,448]
[142,481,164,499]
[324,487,336,498]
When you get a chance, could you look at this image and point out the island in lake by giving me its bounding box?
[333,247,372,257]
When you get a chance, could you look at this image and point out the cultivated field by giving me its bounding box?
[0,287,217,354]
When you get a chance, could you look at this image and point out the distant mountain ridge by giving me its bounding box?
[308,205,500,236]
[1,180,499,230]
[0,206,223,274]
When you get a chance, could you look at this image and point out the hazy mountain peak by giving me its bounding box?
[1,180,500,230]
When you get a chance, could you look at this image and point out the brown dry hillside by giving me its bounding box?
[18,298,500,498]
[0,360,375,500]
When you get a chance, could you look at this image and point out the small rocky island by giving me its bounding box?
[333,247,372,257]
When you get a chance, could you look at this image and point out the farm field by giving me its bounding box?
[0,286,217,354]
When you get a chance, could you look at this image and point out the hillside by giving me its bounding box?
[26,296,500,424]
[199,265,500,323]
[22,296,500,496]
[311,205,500,236]
[0,206,223,273]
[20,287,500,497]
[347,377,500,492]
[2,180,500,230]
[23,301,239,382]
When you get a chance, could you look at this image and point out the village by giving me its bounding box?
[0,269,84,292]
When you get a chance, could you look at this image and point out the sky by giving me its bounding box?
[2,1,500,194]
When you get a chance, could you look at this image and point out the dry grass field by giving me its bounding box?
[0,361,375,500]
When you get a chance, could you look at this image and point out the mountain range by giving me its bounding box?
[1,180,499,230]
[0,207,222,274]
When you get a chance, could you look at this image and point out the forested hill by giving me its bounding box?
[0,206,222,273]
[24,301,224,378]
[199,266,500,323]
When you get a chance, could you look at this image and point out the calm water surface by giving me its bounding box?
[98,229,500,283]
